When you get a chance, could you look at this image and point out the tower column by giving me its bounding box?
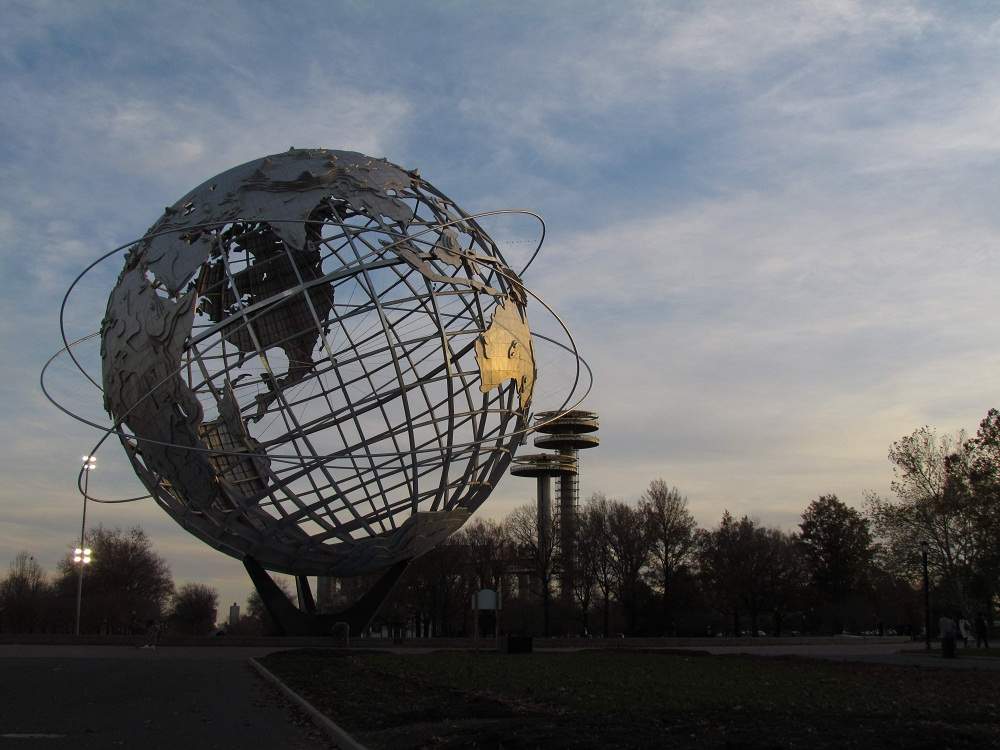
[557,446,578,604]
[537,475,552,562]
[531,410,600,615]
[510,452,576,637]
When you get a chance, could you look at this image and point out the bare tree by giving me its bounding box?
[420,538,470,637]
[246,577,294,635]
[169,583,219,635]
[0,552,49,633]
[583,493,616,637]
[697,511,757,636]
[800,494,873,631]
[757,528,806,636]
[463,518,512,592]
[606,500,652,635]
[866,426,974,613]
[960,410,1000,613]
[506,502,559,636]
[55,526,173,634]
[640,480,696,633]
[572,500,603,634]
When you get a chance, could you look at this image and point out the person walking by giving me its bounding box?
[939,615,957,658]
[958,616,971,648]
[974,612,991,649]
[141,618,160,650]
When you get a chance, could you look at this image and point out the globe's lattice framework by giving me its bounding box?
[45,148,588,632]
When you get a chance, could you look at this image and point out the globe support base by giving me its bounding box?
[243,556,409,637]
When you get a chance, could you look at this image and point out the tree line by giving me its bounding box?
[0,526,220,635]
[369,488,888,638]
[371,411,999,638]
[4,411,997,638]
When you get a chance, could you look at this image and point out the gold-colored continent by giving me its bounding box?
[474,295,535,408]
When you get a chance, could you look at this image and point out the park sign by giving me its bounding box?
[473,588,499,611]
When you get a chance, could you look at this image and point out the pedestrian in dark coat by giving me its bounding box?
[975,612,990,649]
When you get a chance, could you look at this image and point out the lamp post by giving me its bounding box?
[74,455,96,636]
[921,540,930,652]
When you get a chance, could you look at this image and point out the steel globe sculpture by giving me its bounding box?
[45,148,588,634]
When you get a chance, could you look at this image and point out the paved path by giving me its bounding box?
[0,647,334,749]
[0,645,286,661]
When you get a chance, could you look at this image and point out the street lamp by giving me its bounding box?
[74,455,96,636]
[921,540,930,652]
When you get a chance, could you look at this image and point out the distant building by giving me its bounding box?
[228,602,240,627]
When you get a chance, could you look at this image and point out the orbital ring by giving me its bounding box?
[45,214,589,506]
[58,211,546,391]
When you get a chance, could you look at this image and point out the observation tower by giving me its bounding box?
[510,410,599,612]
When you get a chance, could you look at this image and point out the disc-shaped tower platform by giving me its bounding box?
[533,410,600,434]
[510,452,577,581]
[531,410,600,607]
[509,452,579,479]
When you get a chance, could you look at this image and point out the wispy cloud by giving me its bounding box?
[3,1,1000,608]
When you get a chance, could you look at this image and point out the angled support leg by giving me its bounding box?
[243,556,409,637]
[295,575,316,614]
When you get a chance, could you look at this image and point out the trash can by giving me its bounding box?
[504,635,533,654]
[331,621,350,646]
[941,635,957,659]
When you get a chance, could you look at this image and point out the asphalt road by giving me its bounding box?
[0,648,335,749]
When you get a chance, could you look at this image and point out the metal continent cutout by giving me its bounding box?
[474,295,535,408]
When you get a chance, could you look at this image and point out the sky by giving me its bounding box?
[3,0,999,613]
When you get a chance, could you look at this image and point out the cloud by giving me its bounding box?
[448,2,936,168]
[513,158,1000,524]
[3,0,1000,611]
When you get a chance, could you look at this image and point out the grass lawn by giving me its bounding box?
[967,648,1000,658]
[261,649,1000,749]
[908,646,1000,659]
